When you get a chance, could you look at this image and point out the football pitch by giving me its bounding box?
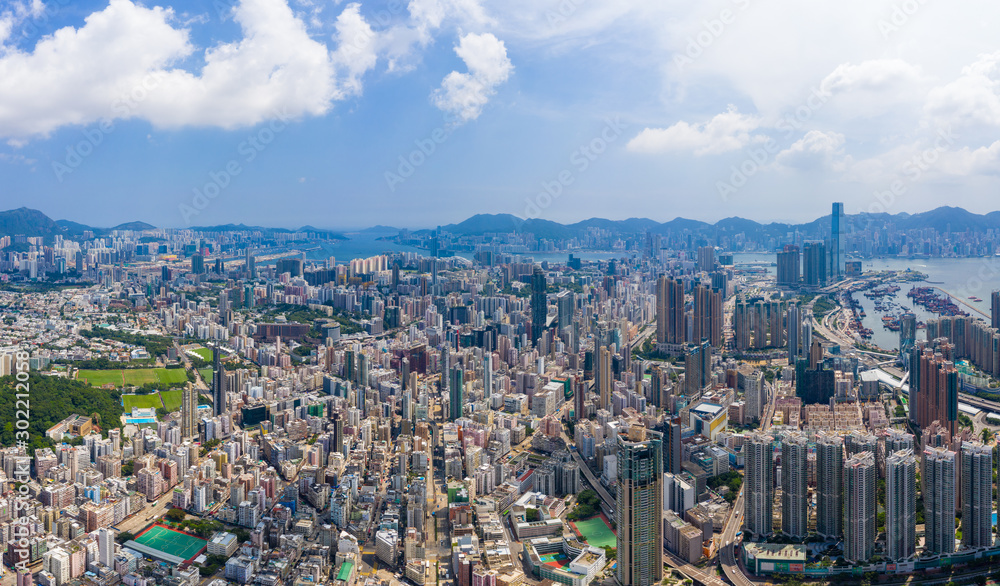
[134,525,207,561]
[572,514,616,549]
[191,347,213,361]
[122,394,163,411]
[79,368,188,388]
[159,389,184,411]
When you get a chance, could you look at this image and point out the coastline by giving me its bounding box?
[932,286,990,319]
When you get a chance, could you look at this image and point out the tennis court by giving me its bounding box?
[134,524,207,561]
[539,552,570,568]
[571,513,616,549]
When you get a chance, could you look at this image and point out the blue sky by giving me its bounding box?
[1,0,1000,229]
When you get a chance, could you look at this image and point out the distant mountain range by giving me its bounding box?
[190,223,346,239]
[423,206,1000,241]
[0,208,345,241]
[0,205,997,244]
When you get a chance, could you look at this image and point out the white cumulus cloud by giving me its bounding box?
[432,32,513,123]
[626,106,760,156]
[820,59,927,95]
[330,3,379,96]
[774,130,847,171]
[924,52,1000,129]
[0,0,344,138]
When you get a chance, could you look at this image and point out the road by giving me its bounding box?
[719,381,778,586]
[116,489,178,536]
[561,382,729,586]
[630,324,655,352]
[174,341,210,391]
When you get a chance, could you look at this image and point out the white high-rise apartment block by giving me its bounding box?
[961,442,993,549]
[885,449,917,561]
[924,446,957,554]
[843,452,876,563]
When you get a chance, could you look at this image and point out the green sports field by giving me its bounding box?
[122,393,163,411]
[159,389,183,411]
[572,514,616,549]
[79,368,188,388]
[191,347,213,361]
[155,368,189,385]
[78,369,125,386]
[122,369,157,385]
[134,525,207,561]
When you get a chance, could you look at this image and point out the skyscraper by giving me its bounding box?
[745,370,764,423]
[598,345,612,410]
[961,442,993,549]
[993,291,1000,329]
[181,382,197,439]
[212,345,226,417]
[803,241,828,287]
[843,452,876,563]
[768,300,785,348]
[910,343,959,436]
[924,446,957,554]
[697,246,716,273]
[734,298,751,352]
[616,426,663,586]
[885,449,917,561]
[744,433,774,539]
[191,253,205,274]
[752,300,768,350]
[698,246,715,273]
[483,353,492,399]
[832,202,845,280]
[556,290,574,330]
[531,266,547,345]
[781,433,808,539]
[786,303,801,366]
[692,284,723,348]
[900,312,917,361]
[656,276,685,345]
[809,338,824,370]
[815,432,844,539]
[683,339,711,397]
[663,416,682,475]
[331,411,344,456]
[574,375,586,422]
[656,275,685,344]
[246,248,256,279]
[802,317,812,358]
[776,245,801,287]
[450,367,464,421]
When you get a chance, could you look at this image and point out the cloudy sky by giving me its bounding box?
[1,0,999,229]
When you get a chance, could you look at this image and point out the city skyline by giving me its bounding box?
[2,192,1000,584]
[4,1,1000,584]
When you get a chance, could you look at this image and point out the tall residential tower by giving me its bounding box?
[744,433,774,539]
[616,426,663,586]
[885,449,917,561]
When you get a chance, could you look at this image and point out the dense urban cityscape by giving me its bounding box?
[1,203,1000,586]
[4,0,1000,584]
